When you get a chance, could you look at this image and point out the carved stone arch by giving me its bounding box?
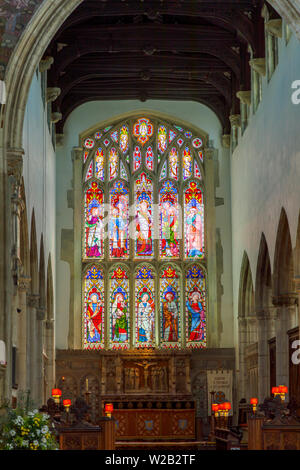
[238,251,255,320]
[255,233,272,313]
[30,209,39,295]
[39,235,46,310]
[273,208,295,298]
[19,178,30,277]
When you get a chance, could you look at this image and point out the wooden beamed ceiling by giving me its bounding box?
[46,0,265,134]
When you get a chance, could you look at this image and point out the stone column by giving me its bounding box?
[27,293,40,403]
[238,317,248,401]
[204,147,218,347]
[256,311,269,401]
[70,147,83,349]
[236,91,251,132]
[229,114,241,152]
[36,306,46,406]
[16,276,31,392]
[44,318,55,401]
[273,294,298,390]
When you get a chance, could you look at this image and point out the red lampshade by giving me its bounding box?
[219,402,225,410]
[223,402,231,411]
[250,397,258,405]
[278,385,288,394]
[212,403,219,412]
[272,386,279,395]
[63,399,71,408]
[104,403,114,413]
[51,388,62,398]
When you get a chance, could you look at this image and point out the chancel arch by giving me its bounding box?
[255,233,275,400]
[238,251,257,403]
[273,208,298,399]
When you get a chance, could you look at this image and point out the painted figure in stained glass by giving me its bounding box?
[112,292,128,343]
[135,173,153,257]
[133,118,154,146]
[169,147,178,180]
[187,288,205,342]
[185,182,204,258]
[109,147,118,180]
[109,182,129,258]
[95,148,105,180]
[120,125,129,153]
[158,125,167,154]
[160,181,179,258]
[86,289,103,343]
[137,290,155,343]
[85,182,103,258]
[162,291,178,342]
[183,146,192,180]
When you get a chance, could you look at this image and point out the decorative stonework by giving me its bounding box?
[229,114,241,128]
[56,133,64,147]
[249,58,266,76]
[265,19,283,37]
[236,90,251,106]
[51,112,62,123]
[272,294,298,307]
[39,56,54,73]
[46,87,61,103]
[222,134,231,149]
[26,294,40,309]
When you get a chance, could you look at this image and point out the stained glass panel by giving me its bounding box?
[159,181,180,258]
[120,125,129,154]
[135,266,155,348]
[159,161,167,181]
[133,146,142,172]
[194,160,202,179]
[120,160,128,181]
[169,129,177,143]
[158,125,167,154]
[184,181,204,258]
[169,147,178,180]
[83,266,104,350]
[133,118,154,146]
[95,148,105,181]
[85,160,93,181]
[160,266,181,348]
[109,181,129,258]
[109,147,119,180]
[186,265,206,348]
[110,267,130,349]
[84,181,104,258]
[145,146,154,171]
[183,146,192,180]
[135,172,153,257]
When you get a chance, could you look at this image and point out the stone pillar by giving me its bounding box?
[273,294,298,390]
[256,312,269,401]
[36,306,46,406]
[229,114,241,152]
[27,293,40,403]
[236,91,251,132]
[238,317,248,401]
[71,147,83,349]
[16,276,31,392]
[44,318,55,401]
[204,147,218,347]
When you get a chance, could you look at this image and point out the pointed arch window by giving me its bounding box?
[81,115,207,350]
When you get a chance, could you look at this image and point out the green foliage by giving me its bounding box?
[0,391,58,450]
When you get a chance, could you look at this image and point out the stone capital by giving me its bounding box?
[293,276,300,292]
[7,147,24,181]
[265,19,282,38]
[249,58,266,76]
[46,87,61,103]
[203,147,215,160]
[27,294,40,309]
[236,90,251,106]
[17,275,31,293]
[222,134,231,149]
[37,307,46,321]
[45,319,54,330]
[72,147,84,162]
[272,293,298,307]
[39,56,54,73]
[229,114,241,128]
[56,134,64,147]
[51,112,62,124]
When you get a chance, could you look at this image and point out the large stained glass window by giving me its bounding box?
[82,115,207,350]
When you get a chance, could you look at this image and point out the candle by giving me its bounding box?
[86,378,89,391]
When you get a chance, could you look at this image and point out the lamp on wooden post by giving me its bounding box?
[104,403,114,418]
[250,397,258,413]
[51,388,62,405]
